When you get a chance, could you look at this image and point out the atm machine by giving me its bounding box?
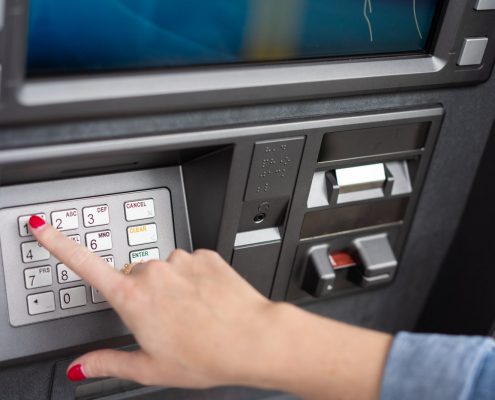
[0,1,494,399]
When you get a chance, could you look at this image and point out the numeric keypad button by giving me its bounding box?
[60,286,87,309]
[83,205,110,227]
[51,209,78,231]
[27,292,55,315]
[91,287,106,304]
[86,230,113,252]
[21,241,50,263]
[18,214,46,237]
[127,224,158,246]
[24,266,52,289]
[124,199,155,221]
[67,234,81,244]
[129,248,160,263]
[57,263,81,284]
[101,255,115,267]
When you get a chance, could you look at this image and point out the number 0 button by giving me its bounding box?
[60,286,87,309]
[83,205,110,227]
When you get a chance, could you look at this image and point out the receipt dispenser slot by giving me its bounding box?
[307,161,412,208]
[327,163,394,205]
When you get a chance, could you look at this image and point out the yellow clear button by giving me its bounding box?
[127,223,158,246]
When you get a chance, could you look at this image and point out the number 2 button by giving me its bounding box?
[51,209,78,231]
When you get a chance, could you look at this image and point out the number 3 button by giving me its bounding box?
[83,205,110,227]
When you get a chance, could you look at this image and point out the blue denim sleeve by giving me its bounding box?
[381,332,495,400]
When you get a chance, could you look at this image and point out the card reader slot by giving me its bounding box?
[318,122,429,162]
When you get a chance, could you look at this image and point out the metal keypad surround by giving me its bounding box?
[0,188,175,327]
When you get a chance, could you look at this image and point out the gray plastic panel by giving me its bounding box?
[232,241,282,297]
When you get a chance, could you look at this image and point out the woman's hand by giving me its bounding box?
[28,215,281,388]
[29,215,392,400]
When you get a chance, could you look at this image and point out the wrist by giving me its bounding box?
[236,302,307,392]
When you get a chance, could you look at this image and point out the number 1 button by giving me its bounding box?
[18,214,46,237]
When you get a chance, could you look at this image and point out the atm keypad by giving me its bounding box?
[0,188,176,326]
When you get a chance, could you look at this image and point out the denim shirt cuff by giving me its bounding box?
[380,332,495,400]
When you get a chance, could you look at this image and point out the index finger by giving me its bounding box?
[28,215,124,300]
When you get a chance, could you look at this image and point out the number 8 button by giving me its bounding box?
[57,263,81,283]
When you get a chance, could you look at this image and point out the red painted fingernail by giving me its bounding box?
[29,215,46,229]
[67,364,86,382]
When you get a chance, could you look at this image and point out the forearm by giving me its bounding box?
[242,303,393,400]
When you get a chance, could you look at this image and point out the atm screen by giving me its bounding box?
[27,0,443,76]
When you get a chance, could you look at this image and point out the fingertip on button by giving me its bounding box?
[67,364,86,382]
[29,215,46,229]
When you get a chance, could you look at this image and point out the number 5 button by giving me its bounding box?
[83,205,110,227]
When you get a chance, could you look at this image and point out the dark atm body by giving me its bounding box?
[0,1,494,398]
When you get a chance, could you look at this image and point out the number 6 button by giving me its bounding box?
[85,230,113,252]
[83,205,110,227]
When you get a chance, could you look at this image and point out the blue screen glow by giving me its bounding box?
[27,0,442,75]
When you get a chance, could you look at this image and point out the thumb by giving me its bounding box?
[67,349,152,383]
